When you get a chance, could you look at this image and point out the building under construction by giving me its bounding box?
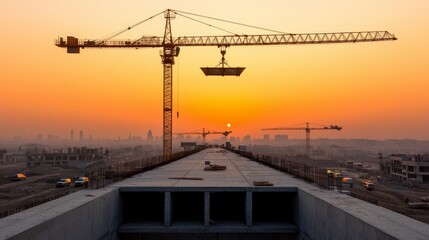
[380,154,429,183]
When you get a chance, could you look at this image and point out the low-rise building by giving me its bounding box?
[180,142,197,151]
[0,150,27,164]
[382,154,429,183]
[238,145,246,153]
[27,147,108,168]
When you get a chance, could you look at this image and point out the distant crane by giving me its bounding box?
[55,9,396,160]
[175,128,232,143]
[261,123,342,155]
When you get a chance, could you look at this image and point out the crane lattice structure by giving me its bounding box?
[55,9,397,160]
[175,128,232,143]
[262,122,342,155]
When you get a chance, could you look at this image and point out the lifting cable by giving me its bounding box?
[174,12,238,36]
[309,122,328,127]
[95,10,165,42]
[172,9,289,34]
[277,123,309,128]
[176,56,180,119]
[94,9,289,43]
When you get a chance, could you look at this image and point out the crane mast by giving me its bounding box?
[54,9,396,161]
[161,10,175,161]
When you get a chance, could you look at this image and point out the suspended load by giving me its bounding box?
[201,46,245,76]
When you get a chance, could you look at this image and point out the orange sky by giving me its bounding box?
[1,0,429,140]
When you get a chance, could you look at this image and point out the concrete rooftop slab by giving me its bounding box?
[116,149,307,189]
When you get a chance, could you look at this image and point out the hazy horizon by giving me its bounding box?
[2,130,429,142]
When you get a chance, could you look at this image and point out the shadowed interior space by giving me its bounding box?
[210,192,246,226]
[172,192,204,225]
[121,192,164,225]
[253,192,296,226]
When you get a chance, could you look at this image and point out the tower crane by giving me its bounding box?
[55,9,396,160]
[261,122,342,155]
[175,128,232,143]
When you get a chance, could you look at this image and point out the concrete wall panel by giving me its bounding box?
[298,188,428,240]
[1,188,120,240]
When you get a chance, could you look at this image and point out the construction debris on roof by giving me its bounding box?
[168,177,204,180]
[253,181,274,186]
[204,164,227,171]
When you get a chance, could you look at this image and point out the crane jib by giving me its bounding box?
[55,31,396,51]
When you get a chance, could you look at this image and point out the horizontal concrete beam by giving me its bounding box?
[118,223,299,233]
[119,187,298,192]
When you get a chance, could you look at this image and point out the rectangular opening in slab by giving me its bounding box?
[121,192,164,225]
[171,192,204,226]
[210,192,246,226]
[253,192,296,226]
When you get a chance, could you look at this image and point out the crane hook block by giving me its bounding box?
[200,67,245,76]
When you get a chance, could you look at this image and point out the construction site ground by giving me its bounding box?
[343,168,429,224]
[309,158,429,224]
[0,162,86,217]
[255,152,429,224]
[0,149,154,218]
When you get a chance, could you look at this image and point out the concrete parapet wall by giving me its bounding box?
[297,188,429,240]
[0,188,121,240]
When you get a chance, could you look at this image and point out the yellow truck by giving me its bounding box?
[363,179,375,190]
[74,177,89,187]
[12,173,26,181]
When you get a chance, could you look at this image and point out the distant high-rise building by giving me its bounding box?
[70,129,74,141]
[147,130,153,143]
[243,135,251,142]
[36,134,43,141]
[79,130,83,141]
[264,134,270,141]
